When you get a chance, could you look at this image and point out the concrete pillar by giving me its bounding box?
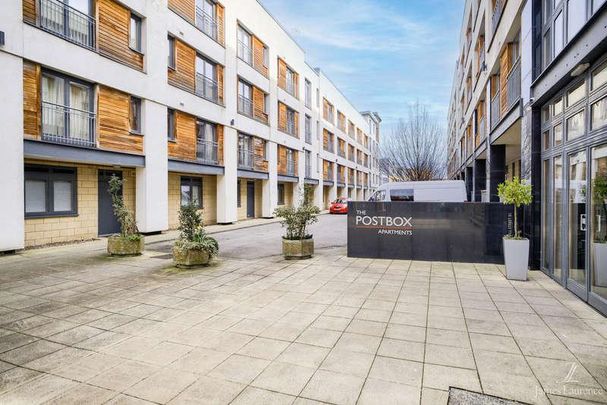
[262,142,277,217]
[136,101,168,233]
[0,53,25,251]
[465,166,473,202]
[473,159,486,202]
[489,144,506,202]
[217,127,238,223]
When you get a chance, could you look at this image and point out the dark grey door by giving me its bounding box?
[247,181,255,218]
[98,170,122,236]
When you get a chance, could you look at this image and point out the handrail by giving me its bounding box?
[238,95,253,117]
[196,139,218,165]
[195,6,218,40]
[195,73,218,103]
[41,101,96,148]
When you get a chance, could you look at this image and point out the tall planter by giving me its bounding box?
[503,238,529,281]
[107,235,144,256]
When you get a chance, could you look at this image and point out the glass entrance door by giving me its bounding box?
[591,144,607,302]
[553,156,564,281]
[567,150,587,295]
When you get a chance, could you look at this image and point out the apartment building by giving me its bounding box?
[446,0,607,315]
[0,0,381,252]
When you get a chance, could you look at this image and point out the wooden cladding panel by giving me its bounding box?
[23,61,41,139]
[168,39,196,93]
[23,0,36,24]
[253,87,268,124]
[97,0,144,71]
[278,58,287,91]
[253,137,268,172]
[168,0,195,24]
[277,145,287,175]
[252,36,268,77]
[217,65,224,105]
[168,111,196,161]
[278,102,287,132]
[217,124,224,166]
[97,86,143,154]
[293,111,299,137]
[499,44,512,117]
[216,4,225,45]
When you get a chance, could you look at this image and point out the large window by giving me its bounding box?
[591,143,607,300]
[237,26,252,65]
[238,80,253,116]
[195,0,217,40]
[180,177,202,208]
[25,165,77,217]
[305,79,312,108]
[567,0,586,41]
[167,109,176,141]
[195,55,217,102]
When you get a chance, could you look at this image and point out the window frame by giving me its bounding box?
[168,35,176,69]
[24,165,78,218]
[180,176,203,208]
[167,108,176,141]
[129,96,142,134]
[129,13,142,53]
[277,183,285,205]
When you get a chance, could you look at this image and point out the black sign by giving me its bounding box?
[347,202,513,263]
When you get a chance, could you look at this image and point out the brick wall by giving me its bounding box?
[24,160,136,247]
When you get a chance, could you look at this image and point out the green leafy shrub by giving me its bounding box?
[108,175,141,241]
[174,203,218,256]
[274,186,320,240]
[498,177,532,239]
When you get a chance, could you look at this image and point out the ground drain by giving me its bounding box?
[448,388,531,405]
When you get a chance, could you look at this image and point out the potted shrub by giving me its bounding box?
[275,186,320,260]
[107,175,144,255]
[173,202,218,267]
[593,173,607,287]
[498,177,533,281]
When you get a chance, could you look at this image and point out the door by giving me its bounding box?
[98,170,122,236]
[246,181,255,218]
[567,150,588,296]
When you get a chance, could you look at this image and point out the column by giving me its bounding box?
[0,53,24,251]
[489,144,506,202]
[136,101,168,233]
[217,127,238,223]
[473,159,486,202]
[263,142,277,217]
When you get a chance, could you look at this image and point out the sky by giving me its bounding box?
[260,0,465,132]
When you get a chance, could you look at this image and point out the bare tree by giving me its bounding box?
[380,102,447,181]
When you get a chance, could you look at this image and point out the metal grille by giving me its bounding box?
[195,73,218,103]
[41,102,96,147]
[195,7,218,40]
[196,139,218,165]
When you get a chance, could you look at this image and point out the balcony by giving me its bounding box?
[305,162,312,178]
[324,142,334,153]
[286,119,297,137]
[338,149,346,158]
[41,102,96,148]
[490,91,501,130]
[195,6,218,41]
[195,73,219,103]
[324,169,333,182]
[506,60,521,110]
[238,95,253,117]
[196,139,219,165]
[238,148,265,171]
[237,40,253,65]
[492,0,504,35]
[286,157,296,177]
[38,0,96,49]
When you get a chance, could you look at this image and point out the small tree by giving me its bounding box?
[108,175,140,240]
[274,186,320,240]
[174,203,218,257]
[498,177,532,239]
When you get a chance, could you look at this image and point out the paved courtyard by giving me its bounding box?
[0,230,607,404]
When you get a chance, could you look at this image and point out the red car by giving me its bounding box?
[329,198,350,214]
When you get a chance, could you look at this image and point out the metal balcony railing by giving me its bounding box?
[492,0,504,34]
[285,77,296,97]
[38,0,95,49]
[238,95,253,117]
[324,170,333,181]
[324,142,334,153]
[286,118,297,136]
[286,158,296,177]
[237,40,253,65]
[490,91,501,129]
[305,128,312,144]
[195,73,219,103]
[196,139,218,165]
[305,163,312,178]
[238,148,263,170]
[506,60,521,110]
[42,102,96,147]
[338,149,346,158]
[195,6,218,40]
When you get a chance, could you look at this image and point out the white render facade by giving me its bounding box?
[0,0,381,251]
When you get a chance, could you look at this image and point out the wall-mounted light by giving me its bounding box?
[0,31,5,46]
[230,119,235,126]
[571,63,590,77]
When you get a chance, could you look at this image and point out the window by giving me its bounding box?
[180,177,202,208]
[168,36,175,69]
[277,183,285,205]
[237,26,252,65]
[25,165,77,217]
[554,12,563,55]
[196,0,217,40]
[567,0,586,41]
[553,97,563,115]
[592,97,607,129]
[554,123,563,146]
[593,0,607,12]
[592,62,607,91]
[285,66,296,96]
[129,14,142,52]
[129,97,142,133]
[167,109,175,141]
[305,115,312,144]
[566,110,585,140]
[305,79,312,108]
[567,81,586,107]
[237,180,241,207]
[286,107,297,135]
[390,189,414,202]
[196,55,217,101]
[238,80,253,116]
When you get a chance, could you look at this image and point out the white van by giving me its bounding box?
[367,180,467,202]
